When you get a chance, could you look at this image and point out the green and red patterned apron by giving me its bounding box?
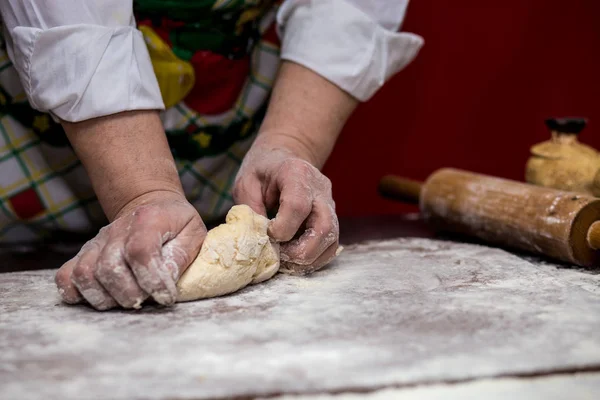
[0,0,282,244]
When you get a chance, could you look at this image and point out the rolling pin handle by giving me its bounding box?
[378,175,423,205]
[587,221,600,251]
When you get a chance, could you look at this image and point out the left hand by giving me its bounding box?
[55,192,206,310]
[232,139,340,275]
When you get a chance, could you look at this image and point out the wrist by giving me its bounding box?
[255,129,323,168]
[105,176,185,222]
[112,189,187,221]
[257,61,358,170]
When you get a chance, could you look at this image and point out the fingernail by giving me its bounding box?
[57,287,82,304]
[79,287,108,306]
[152,290,176,306]
[95,302,115,311]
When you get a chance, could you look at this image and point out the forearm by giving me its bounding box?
[262,0,424,169]
[62,110,183,221]
[258,61,358,169]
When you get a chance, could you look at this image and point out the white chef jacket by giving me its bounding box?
[0,0,424,123]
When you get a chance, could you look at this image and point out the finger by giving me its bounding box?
[311,241,342,270]
[280,199,338,265]
[280,240,339,276]
[269,178,313,242]
[71,239,118,311]
[162,216,206,278]
[95,239,148,309]
[232,175,267,217]
[55,258,83,304]
[123,204,200,306]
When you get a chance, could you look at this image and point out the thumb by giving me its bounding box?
[162,215,207,278]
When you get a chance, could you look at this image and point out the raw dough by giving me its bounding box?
[176,205,280,302]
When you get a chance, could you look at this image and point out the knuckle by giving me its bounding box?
[131,204,157,220]
[295,160,315,176]
[96,241,123,267]
[321,176,333,191]
[78,237,101,255]
[71,262,94,287]
[280,158,295,170]
[94,262,118,286]
[97,225,111,239]
[283,196,312,216]
[281,158,309,175]
[124,237,150,266]
[55,263,72,287]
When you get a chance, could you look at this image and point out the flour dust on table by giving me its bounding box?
[2,237,600,400]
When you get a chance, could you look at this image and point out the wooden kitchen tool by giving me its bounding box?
[379,168,600,268]
[525,117,600,195]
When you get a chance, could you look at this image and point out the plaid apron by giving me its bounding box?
[0,0,282,244]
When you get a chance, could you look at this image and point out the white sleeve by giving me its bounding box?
[277,0,424,102]
[0,0,164,122]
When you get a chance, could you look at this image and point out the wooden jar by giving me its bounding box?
[526,118,600,195]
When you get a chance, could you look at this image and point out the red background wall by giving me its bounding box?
[324,0,600,217]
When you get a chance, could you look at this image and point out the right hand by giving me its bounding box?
[54,191,206,310]
[233,145,340,276]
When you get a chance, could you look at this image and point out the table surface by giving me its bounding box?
[1,215,600,399]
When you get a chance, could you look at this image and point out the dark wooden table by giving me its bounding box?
[1,215,599,400]
[0,214,431,273]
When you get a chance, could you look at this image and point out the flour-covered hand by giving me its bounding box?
[233,142,340,275]
[55,192,206,310]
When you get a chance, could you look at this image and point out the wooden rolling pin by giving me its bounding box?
[378,168,600,268]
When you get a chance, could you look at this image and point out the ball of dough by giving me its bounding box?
[176,205,280,302]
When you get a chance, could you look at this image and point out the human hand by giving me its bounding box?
[55,192,206,310]
[233,139,340,275]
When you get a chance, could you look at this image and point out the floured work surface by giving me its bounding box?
[1,238,600,399]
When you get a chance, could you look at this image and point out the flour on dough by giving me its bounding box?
[176,205,280,302]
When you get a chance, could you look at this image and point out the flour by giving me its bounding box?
[1,238,600,400]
